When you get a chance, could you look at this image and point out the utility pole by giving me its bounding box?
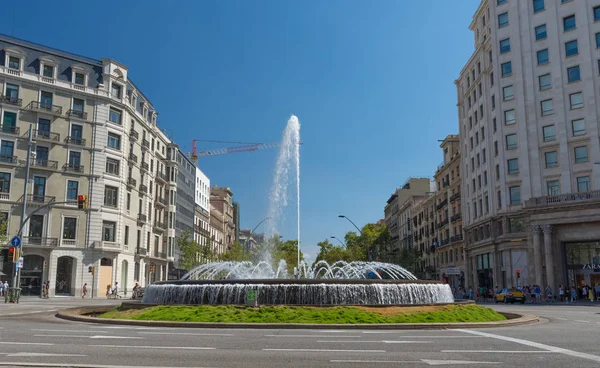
[12,125,33,291]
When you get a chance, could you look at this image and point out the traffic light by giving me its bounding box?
[88,266,93,273]
[150,264,155,273]
[516,269,521,279]
[8,246,14,262]
[43,261,47,270]
[77,195,88,209]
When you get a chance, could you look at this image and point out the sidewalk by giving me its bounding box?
[476,300,600,307]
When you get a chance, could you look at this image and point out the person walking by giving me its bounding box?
[81,283,88,299]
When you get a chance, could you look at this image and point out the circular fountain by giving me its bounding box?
[142,261,454,306]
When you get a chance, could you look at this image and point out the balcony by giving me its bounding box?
[153,221,167,232]
[33,129,60,143]
[22,237,58,248]
[141,162,149,172]
[137,213,147,223]
[0,95,22,107]
[155,196,167,208]
[136,247,147,256]
[93,240,121,251]
[128,152,138,164]
[155,170,168,183]
[30,158,59,170]
[24,101,63,117]
[66,109,87,120]
[0,125,20,135]
[450,193,461,202]
[524,190,600,209]
[130,129,139,141]
[127,177,137,188]
[142,139,150,150]
[23,194,56,205]
[63,163,84,173]
[155,251,167,259]
[441,238,450,246]
[139,184,148,194]
[436,199,448,210]
[437,218,449,229]
[0,155,18,165]
[450,213,462,222]
[64,136,86,146]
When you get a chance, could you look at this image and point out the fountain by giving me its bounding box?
[142,115,454,306]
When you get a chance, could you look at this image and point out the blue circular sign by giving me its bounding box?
[10,236,21,247]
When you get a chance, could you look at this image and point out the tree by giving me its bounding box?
[272,239,304,274]
[200,237,213,263]
[218,241,247,262]
[176,231,201,272]
[396,247,423,276]
[313,239,350,266]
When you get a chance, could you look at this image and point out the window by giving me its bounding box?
[497,190,502,209]
[496,164,500,180]
[543,125,555,142]
[504,109,515,125]
[539,74,551,90]
[0,172,10,193]
[493,118,497,132]
[104,186,118,207]
[74,72,85,86]
[66,180,78,201]
[111,83,122,99]
[507,158,519,174]
[537,49,549,65]
[571,119,585,136]
[535,24,547,40]
[570,92,583,109]
[541,99,553,115]
[484,171,488,185]
[481,127,485,141]
[61,217,77,241]
[494,141,499,156]
[492,95,496,109]
[577,176,590,192]
[567,65,580,82]
[501,61,512,77]
[498,12,509,27]
[124,225,130,246]
[533,0,544,13]
[8,56,20,70]
[68,151,81,170]
[563,15,576,31]
[483,149,487,163]
[500,38,511,53]
[547,180,560,195]
[127,193,131,210]
[106,158,120,175]
[42,64,54,78]
[574,146,588,163]
[506,134,517,149]
[70,124,83,143]
[595,6,600,22]
[102,221,116,242]
[509,186,521,205]
[596,33,600,48]
[545,151,558,168]
[503,85,514,101]
[72,98,85,114]
[109,107,122,124]
[5,84,19,100]
[565,40,578,57]
[40,91,53,108]
[490,72,494,86]
[107,133,121,150]
[498,0,507,4]
[0,141,14,162]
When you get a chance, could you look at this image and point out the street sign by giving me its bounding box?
[18,257,23,269]
[247,290,257,301]
[10,236,21,247]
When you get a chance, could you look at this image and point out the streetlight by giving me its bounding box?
[338,215,363,235]
[330,236,345,246]
[244,217,270,259]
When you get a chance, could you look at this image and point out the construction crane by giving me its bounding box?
[190,139,302,164]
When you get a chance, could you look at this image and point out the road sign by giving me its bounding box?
[247,290,257,301]
[10,236,21,247]
[18,257,23,269]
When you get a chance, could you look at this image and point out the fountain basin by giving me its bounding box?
[142,279,454,306]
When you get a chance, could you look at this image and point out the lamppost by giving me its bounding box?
[330,236,345,247]
[338,215,363,235]
[243,217,270,260]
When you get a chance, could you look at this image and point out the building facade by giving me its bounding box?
[193,167,211,260]
[457,0,600,292]
[412,192,438,279]
[210,186,235,250]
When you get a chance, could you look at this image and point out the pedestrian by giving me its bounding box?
[4,280,9,297]
[0,280,3,297]
[570,286,577,303]
[558,285,564,302]
[81,283,87,298]
[596,284,600,302]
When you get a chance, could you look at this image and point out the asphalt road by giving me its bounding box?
[0,298,600,367]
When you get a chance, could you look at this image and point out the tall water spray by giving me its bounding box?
[266,115,301,267]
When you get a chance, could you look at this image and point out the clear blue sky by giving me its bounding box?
[2,0,479,263]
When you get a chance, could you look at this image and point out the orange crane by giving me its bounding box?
[190,139,302,164]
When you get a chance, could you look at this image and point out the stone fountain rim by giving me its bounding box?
[151,279,445,285]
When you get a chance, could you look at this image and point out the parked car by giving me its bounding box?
[496,288,525,304]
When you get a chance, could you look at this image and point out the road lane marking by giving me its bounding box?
[7,353,86,357]
[0,363,214,368]
[0,342,54,346]
[574,320,589,323]
[331,360,500,365]
[33,335,142,339]
[88,344,215,350]
[32,329,107,333]
[317,340,432,344]
[442,350,554,353]
[421,360,501,365]
[137,332,234,336]
[263,348,385,353]
[455,329,600,363]
[264,335,361,338]
[331,360,421,364]
[555,318,568,321]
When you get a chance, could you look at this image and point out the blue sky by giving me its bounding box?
[2,0,479,262]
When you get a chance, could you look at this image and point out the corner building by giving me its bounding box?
[458,0,600,292]
[0,34,171,297]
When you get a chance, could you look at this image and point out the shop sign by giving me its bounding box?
[581,264,600,271]
[444,267,462,275]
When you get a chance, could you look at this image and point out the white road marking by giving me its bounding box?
[0,363,213,368]
[7,353,87,357]
[33,334,142,339]
[317,340,432,344]
[137,332,234,336]
[574,320,589,323]
[264,334,361,338]
[331,360,500,366]
[555,318,568,321]
[263,348,385,353]
[331,360,421,364]
[0,342,54,346]
[32,329,107,333]
[422,360,500,365]
[88,344,215,350]
[442,350,554,354]
[455,329,600,363]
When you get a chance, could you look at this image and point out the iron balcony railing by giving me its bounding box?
[139,184,148,193]
[137,213,147,223]
[25,194,56,204]
[136,247,147,255]
[155,170,168,182]
[129,129,139,140]
[0,95,22,107]
[25,101,63,116]
[142,139,150,150]
[0,155,18,164]
[66,109,87,120]
[127,177,137,187]
[128,152,138,164]
[63,163,84,173]
[33,129,60,142]
[450,193,461,202]
[64,136,86,146]
[524,190,600,208]
[0,125,19,135]
[31,158,59,170]
[141,162,149,172]
[22,237,58,247]
[450,213,462,222]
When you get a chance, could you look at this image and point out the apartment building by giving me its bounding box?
[210,186,235,250]
[209,206,225,255]
[412,192,438,279]
[433,135,465,289]
[0,34,172,297]
[193,167,210,259]
[457,0,600,291]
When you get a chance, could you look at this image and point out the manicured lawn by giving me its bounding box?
[99,304,505,324]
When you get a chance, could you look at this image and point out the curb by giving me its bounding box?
[56,306,539,330]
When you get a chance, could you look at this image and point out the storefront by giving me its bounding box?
[565,241,600,289]
[476,253,493,289]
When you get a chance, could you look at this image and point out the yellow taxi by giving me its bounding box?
[495,288,526,304]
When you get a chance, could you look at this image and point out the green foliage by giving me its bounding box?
[0,220,7,244]
[396,247,423,275]
[218,241,250,262]
[271,239,304,274]
[176,231,201,272]
[200,237,213,263]
[100,304,506,324]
